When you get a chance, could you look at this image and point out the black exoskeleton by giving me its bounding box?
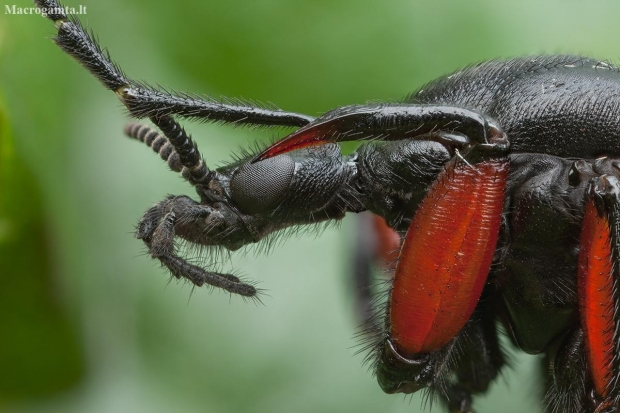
[35,1,620,412]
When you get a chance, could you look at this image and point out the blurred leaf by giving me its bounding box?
[0,95,84,402]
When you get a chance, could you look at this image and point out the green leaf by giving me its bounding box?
[0,95,84,402]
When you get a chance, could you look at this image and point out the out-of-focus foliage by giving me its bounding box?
[2,0,620,412]
[0,98,83,403]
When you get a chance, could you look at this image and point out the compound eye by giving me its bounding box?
[230,155,295,214]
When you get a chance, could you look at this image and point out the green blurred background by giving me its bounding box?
[2,0,620,412]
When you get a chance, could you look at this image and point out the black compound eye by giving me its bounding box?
[230,155,295,214]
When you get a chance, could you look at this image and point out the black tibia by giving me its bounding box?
[120,87,314,127]
[160,255,251,294]
[450,303,505,399]
[124,123,182,173]
[546,330,590,413]
[35,0,314,127]
[546,326,620,413]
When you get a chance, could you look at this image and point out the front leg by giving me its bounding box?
[132,138,363,297]
[136,196,258,296]
[35,0,313,127]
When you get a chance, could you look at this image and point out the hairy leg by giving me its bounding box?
[35,0,314,127]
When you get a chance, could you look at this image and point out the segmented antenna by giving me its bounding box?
[124,120,213,186]
[124,123,182,172]
[150,116,213,185]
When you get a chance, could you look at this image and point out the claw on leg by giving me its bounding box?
[158,255,257,297]
[136,197,258,298]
